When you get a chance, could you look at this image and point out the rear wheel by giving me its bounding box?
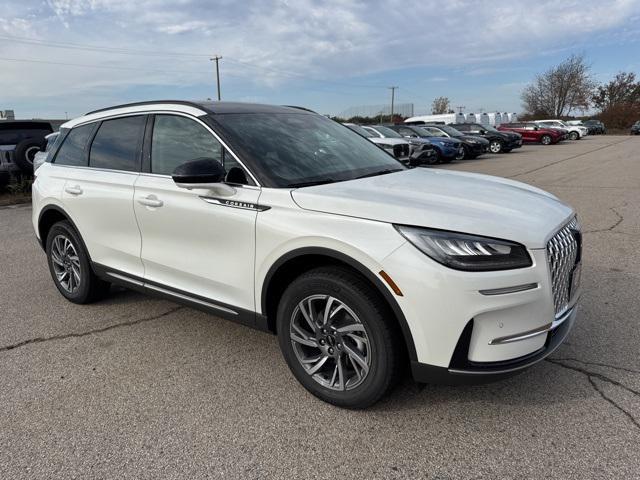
[541,135,552,145]
[46,221,110,304]
[489,140,503,154]
[569,131,579,141]
[276,267,402,408]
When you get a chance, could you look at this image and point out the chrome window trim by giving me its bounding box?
[55,110,261,187]
[146,111,261,187]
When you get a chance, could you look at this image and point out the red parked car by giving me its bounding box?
[498,122,565,145]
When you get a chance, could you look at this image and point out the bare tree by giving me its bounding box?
[431,96,451,114]
[593,72,640,129]
[521,54,595,117]
[593,72,640,111]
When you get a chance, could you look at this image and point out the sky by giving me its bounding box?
[1,0,640,119]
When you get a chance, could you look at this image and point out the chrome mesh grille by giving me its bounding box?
[547,217,581,316]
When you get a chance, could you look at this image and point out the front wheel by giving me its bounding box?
[276,267,402,408]
[569,131,579,141]
[489,140,503,154]
[541,135,552,145]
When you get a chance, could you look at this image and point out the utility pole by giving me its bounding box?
[388,86,398,123]
[456,105,466,114]
[210,55,222,100]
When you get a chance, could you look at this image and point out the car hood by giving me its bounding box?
[369,138,409,146]
[422,136,460,145]
[495,130,521,141]
[458,135,490,145]
[291,168,573,249]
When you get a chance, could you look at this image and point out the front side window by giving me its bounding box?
[151,115,223,175]
[89,115,146,172]
[213,113,404,187]
[53,124,94,166]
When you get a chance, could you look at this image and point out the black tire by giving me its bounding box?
[14,139,43,173]
[569,131,579,141]
[46,220,110,304]
[276,267,403,409]
[455,147,465,161]
[488,140,503,154]
[541,135,552,145]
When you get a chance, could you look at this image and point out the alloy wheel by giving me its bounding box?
[50,234,81,293]
[489,140,502,153]
[541,135,552,145]
[289,294,371,391]
[455,147,465,160]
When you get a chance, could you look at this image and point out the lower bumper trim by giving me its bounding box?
[411,306,576,385]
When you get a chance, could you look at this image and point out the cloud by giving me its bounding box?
[2,0,640,116]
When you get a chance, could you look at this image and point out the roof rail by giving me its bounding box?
[282,105,317,113]
[85,100,205,116]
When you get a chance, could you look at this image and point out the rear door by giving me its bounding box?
[133,113,260,315]
[58,115,146,277]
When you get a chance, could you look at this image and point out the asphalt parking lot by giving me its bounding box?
[1,135,639,479]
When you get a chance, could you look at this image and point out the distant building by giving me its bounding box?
[0,110,16,120]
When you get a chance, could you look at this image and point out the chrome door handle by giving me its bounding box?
[138,195,163,208]
[65,185,83,195]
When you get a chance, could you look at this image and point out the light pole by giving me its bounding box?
[210,55,222,101]
[388,86,398,123]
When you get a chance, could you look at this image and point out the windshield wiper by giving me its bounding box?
[355,168,403,179]
[287,178,335,188]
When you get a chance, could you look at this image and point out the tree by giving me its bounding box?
[431,96,451,114]
[521,54,595,117]
[592,72,640,111]
[592,72,640,129]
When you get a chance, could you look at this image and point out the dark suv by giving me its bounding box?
[450,123,522,154]
[0,121,54,183]
[584,119,606,135]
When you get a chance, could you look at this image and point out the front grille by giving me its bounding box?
[547,217,581,316]
[393,144,409,158]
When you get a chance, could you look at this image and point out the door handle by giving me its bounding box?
[65,185,83,195]
[138,195,164,208]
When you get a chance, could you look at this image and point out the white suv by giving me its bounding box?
[534,119,588,140]
[33,101,582,408]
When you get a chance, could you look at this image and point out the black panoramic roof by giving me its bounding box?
[86,100,314,116]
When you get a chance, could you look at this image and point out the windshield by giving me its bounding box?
[213,113,405,188]
[479,124,498,132]
[345,124,374,138]
[438,125,463,137]
[372,126,403,138]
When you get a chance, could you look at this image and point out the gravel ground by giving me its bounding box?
[1,135,638,479]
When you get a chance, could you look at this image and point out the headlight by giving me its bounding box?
[395,226,532,271]
[377,143,393,150]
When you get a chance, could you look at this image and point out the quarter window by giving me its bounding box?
[53,124,94,166]
[89,115,146,172]
[151,115,223,175]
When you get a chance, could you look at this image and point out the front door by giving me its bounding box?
[133,113,259,315]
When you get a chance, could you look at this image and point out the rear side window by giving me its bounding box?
[151,114,222,175]
[53,124,94,166]
[89,115,146,172]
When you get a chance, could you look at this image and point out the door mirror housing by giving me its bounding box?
[172,158,236,196]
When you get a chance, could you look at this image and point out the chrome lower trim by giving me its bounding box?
[145,284,238,316]
[479,282,538,296]
[104,271,237,316]
[106,271,144,287]
[488,304,575,345]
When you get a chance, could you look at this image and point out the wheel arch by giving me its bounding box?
[37,205,92,262]
[261,247,418,362]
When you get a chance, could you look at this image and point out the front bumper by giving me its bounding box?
[381,240,578,378]
[506,138,523,149]
[411,303,577,384]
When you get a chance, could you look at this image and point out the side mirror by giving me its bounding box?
[172,158,235,196]
[480,130,487,135]
[534,126,539,131]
